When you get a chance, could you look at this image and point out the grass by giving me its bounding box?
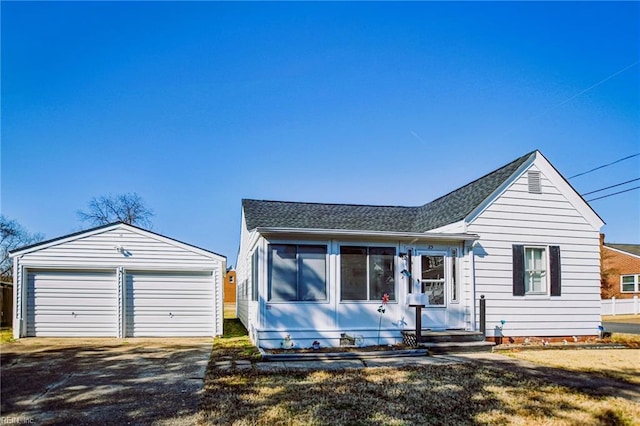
[506,348,640,385]
[199,322,640,425]
[602,314,640,324]
[1,329,14,343]
[208,319,261,364]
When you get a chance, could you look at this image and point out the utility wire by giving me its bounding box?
[568,153,640,179]
[586,186,640,202]
[581,177,640,196]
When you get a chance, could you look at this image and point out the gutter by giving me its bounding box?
[254,227,480,242]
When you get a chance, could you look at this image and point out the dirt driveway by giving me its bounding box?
[1,338,212,425]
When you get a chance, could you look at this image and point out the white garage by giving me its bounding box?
[11,223,226,339]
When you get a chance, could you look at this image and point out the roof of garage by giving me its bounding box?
[10,222,226,261]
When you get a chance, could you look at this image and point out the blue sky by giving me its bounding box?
[2,1,639,263]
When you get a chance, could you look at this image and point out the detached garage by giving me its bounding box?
[11,222,226,339]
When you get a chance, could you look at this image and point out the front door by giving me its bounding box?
[413,250,464,330]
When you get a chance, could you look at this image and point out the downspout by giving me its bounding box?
[13,257,23,340]
[407,249,413,294]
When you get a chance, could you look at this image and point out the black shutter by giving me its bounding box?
[549,245,561,296]
[512,244,525,296]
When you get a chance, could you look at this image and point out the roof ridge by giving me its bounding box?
[420,150,537,208]
[242,198,420,209]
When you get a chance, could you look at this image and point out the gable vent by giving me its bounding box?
[528,171,542,194]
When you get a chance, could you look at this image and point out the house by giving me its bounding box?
[224,268,237,304]
[600,235,640,299]
[236,150,605,348]
[10,222,226,339]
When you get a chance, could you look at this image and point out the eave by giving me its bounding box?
[254,227,480,242]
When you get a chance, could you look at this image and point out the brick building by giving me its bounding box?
[224,269,237,303]
[601,234,640,299]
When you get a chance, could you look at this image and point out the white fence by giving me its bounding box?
[602,296,639,315]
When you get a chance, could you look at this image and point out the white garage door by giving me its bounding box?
[125,271,214,337]
[26,270,118,337]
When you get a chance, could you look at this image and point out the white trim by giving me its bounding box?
[523,246,550,296]
[10,223,226,262]
[465,153,536,224]
[465,151,605,230]
[256,227,479,242]
[531,152,604,229]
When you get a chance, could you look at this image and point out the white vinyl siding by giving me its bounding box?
[27,270,117,337]
[17,227,217,269]
[468,163,602,338]
[13,223,225,339]
[125,271,214,337]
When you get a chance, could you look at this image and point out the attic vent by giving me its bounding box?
[528,171,542,194]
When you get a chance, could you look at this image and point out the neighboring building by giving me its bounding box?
[10,222,226,339]
[236,150,605,348]
[224,269,237,303]
[1,282,13,328]
[601,235,640,299]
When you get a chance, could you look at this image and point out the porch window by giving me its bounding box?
[268,244,327,302]
[340,246,395,301]
[251,250,259,301]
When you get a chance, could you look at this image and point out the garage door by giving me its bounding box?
[125,271,214,337]
[26,270,118,337]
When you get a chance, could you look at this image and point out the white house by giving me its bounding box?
[11,222,226,339]
[236,150,605,349]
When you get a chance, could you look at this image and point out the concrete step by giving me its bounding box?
[418,340,496,354]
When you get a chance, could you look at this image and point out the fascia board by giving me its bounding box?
[10,222,226,262]
[124,225,226,262]
[465,152,537,225]
[255,227,480,242]
[534,151,605,229]
[9,222,125,257]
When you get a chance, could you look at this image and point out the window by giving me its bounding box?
[268,244,327,301]
[340,246,395,301]
[513,245,561,296]
[421,255,445,306]
[621,275,640,293]
[251,250,259,301]
[524,247,546,293]
[451,249,459,303]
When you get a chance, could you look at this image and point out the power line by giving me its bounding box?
[586,186,640,202]
[501,61,639,139]
[568,153,640,179]
[581,177,640,196]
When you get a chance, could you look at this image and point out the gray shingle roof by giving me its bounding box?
[243,151,535,233]
[605,244,640,257]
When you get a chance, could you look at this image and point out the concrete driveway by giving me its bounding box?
[1,338,212,425]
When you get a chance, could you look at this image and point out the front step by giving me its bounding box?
[402,330,495,354]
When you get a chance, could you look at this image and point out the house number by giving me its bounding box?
[428,245,434,249]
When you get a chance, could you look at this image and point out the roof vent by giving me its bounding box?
[528,171,542,194]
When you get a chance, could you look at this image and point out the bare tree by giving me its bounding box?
[1,216,44,281]
[77,193,154,229]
